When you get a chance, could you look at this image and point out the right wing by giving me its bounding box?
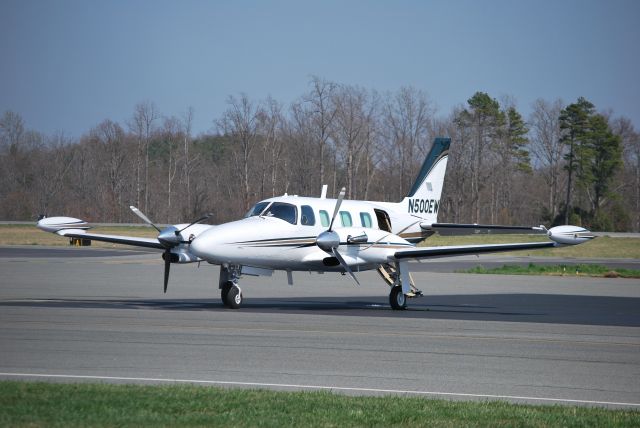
[57,229,164,249]
[37,216,164,249]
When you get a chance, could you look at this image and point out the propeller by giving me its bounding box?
[177,213,212,234]
[130,206,211,293]
[163,255,171,293]
[130,205,162,232]
[315,188,360,285]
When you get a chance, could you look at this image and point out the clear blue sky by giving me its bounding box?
[2,0,639,137]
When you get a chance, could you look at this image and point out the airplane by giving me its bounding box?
[37,137,595,310]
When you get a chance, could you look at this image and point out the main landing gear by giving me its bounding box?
[219,265,243,309]
[377,263,423,311]
[389,285,407,310]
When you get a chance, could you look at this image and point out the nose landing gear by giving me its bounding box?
[219,265,243,309]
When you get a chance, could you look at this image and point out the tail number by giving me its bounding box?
[408,198,439,214]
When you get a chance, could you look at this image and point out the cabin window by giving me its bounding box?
[300,205,316,226]
[360,212,372,228]
[263,202,297,225]
[340,211,353,227]
[245,201,269,218]
[319,210,330,227]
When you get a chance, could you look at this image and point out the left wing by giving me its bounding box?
[425,223,546,236]
[393,241,555,261]
[393,225,595,261]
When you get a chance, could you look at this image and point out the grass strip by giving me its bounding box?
[1,381,639,427]
[461,263,640,278]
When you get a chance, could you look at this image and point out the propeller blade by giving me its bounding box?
[177,213,213,234]
[163,252,171,293]
[130,206,162,232]
[332,248,360,286]
[328,187,346,232]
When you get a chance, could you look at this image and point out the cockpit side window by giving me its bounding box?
[300,205,316,226]
[245,201,270,218]
[263,202,297,225]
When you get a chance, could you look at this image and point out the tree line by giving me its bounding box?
[1,77,638,231]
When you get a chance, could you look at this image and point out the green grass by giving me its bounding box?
[1,381,638,427]
[462,263,640,278]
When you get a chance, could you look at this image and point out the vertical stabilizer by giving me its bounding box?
[400,137,450,223]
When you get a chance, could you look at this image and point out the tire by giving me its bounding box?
[389,285,407,310]
[224,285,243,309]
[221,281,233,306]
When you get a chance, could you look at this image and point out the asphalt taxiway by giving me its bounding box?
[0,246,639,408]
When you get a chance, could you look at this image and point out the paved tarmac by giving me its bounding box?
[0,246,639,408]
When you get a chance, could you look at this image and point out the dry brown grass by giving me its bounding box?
[3,225,639,259]
[0,224,157,248]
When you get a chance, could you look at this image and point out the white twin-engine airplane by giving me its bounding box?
[38,137,594,310]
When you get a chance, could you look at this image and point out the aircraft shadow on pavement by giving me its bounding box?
[2,294,638,327]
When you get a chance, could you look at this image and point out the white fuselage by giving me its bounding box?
[189,195,423,272]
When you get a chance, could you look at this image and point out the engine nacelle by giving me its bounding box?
[162,249,200,263]
[547,225,595,245]
[37,216,90,233]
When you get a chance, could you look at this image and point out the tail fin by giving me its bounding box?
[400,137,450,223]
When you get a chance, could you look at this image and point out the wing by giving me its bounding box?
[57,229,165,249]
[37,217,165,249]
[426,223,546,236]
[393,241,555,261]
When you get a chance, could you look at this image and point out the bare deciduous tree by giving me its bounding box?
[129,101,158,212]
[529,98,565,221]
[217,94,261,210]
[0,80,635,232]
[305,76,337,190]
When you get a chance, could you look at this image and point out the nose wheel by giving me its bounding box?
[221,281,243,309]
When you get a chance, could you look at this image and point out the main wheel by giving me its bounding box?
[224,285,243,309]
[389,285,407,310]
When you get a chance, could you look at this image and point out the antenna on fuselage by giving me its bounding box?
[320,184,328,199]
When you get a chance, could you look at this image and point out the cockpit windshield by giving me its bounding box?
[263,202,297,225]
[244,201,270,218]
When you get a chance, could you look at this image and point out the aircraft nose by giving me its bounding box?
[190,234,211,259]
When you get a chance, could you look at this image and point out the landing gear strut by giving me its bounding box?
[219,265,243,309]
[377,262,422,310]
